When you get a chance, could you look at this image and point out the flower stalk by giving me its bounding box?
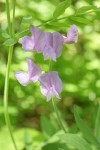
[48,60,67,133]
[52,98,67,133]
[15,15,71,39]
[4,0,17,149]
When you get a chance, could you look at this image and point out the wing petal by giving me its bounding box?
[27,58,42,82]
[30,26,45,53]
[22,36,35,51]
[14,71,29,86]
[53,32,63,57]
[63,25,78,44]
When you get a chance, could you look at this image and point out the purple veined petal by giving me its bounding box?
[46,91,52,102]
[39,82,52,102]
[43,46,56,61]
[39,73,52,101]
[14,71,29,86]
[39,73,55,101]
[42,32,56,61]
[50,71,62,94]
[52,86,61,99]
[63,25,78,44]
[40,85,52,102]
[30,26,45,53]
[27,58,42,82]
[39,71,62,101]
[39,73,51,90]
[45,32,53,47]
[53,32,64,57]
[22,36,35,51]
[40,85,48,96]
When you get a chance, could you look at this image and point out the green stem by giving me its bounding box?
[48,60,67,133]
[52,98,67,133]
[37,16,67,27]
[15,15,70,39]
[4,0,17,149]
[12,0,16,35]
[6,0,12,35]
[4,46,17,150]
[95,104,100,138]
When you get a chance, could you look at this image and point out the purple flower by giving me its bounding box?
[42,32,63,61]
[22,36,35,51]
[39,71,62,101]
[14,58,42,86]
[22,26,64,61]
[30,26,46,53]
[63,25,78,44]
[22,25,78,61]
[22,26,46,53]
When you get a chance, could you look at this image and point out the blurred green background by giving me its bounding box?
[0,0,100,149]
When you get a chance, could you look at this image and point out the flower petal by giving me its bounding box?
[39,71,62,101]
[22,36,35,51]
[53,32,64,57]
[43,32,56,61]
[46,91,52,102]
[30,26,45,53]
[43,46,56,61]
[14,71,29,86]
[27,58,42,82]
[52,87,61,100]
[50,71,62,94]
[45,32,53,47]
[39,73,51,90]
[63,25,78,44]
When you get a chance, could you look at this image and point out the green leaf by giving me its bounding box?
[70,16,92,25]
[95,7,100,12]
[95,104,100,139]
[41,115,57,138]
[24,130,33,150]
[15,29,29,39]
[73,106,100,147]
[53,0,71,18]
[59,133,93,150]
[76,6,97,15]
[2,32,10,39]
[3,37,17,46]
[49,20,71,27]
[42,142,67,150]
[22,16,33,24]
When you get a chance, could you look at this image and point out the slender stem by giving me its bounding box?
[38,16,70,27]
[12,0,16,35]
[4,0,17,149]
[52,98,67,133]
[15,15,70,39]
[5,0,11,34]
[37,16,66,27]
[48,60,67,133]
[4,46,17,150]
[95,103,100,138]
[6,0,12,35]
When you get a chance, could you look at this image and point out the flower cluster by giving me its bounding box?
[15,25,78,101]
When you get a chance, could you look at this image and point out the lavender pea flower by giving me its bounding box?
[14,58,42,86]
[22,26,63,61]
[63,25,78,44]
[22,36,35,51]
[39,71,62,101]
[30,26,63,61]
[42,32,63,61]
[22,26,46,53]
[22,25,78,61]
